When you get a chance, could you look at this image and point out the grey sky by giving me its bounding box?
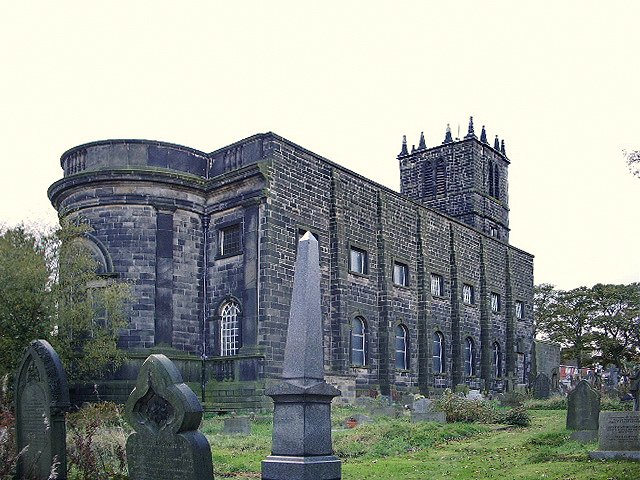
[1,1,638,289]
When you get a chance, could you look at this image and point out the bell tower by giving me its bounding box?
[398,117,510,241]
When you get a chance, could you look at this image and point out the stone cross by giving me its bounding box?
[124,354,214,480]
[14,339,70,480]
[262,232,342,480]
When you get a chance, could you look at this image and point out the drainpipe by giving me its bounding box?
[201,214,210,404]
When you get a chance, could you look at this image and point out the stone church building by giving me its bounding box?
[48,118,534,410]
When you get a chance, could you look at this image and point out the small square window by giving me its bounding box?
[463,284,475,305]
[349,247,368,275]
[515,301,524,320]
[219,224,242,257]
[430,274,443,297]
[491,292,501,313]
[393,262,409,286]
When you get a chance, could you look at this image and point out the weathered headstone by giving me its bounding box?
[411,398,445,423]
[124,354,214,480]
[223,416,251,435]
[262,232,341,480]
[15,339,69,480]
[532,373,551,399]
[566,380,600,442]
[606,366,619,390]
[589,411,640,461]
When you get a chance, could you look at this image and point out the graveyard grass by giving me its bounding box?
[201,407,640,480]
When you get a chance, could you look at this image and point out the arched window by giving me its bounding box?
[220,300,241,356]
[488,162,494,197]
[493,164,500,200]
[432,331,444,374]
[435,163,446,195]
[351,317,367,366]
[395,325,409,370]
[493,342,502,378]
[464,337,475,377]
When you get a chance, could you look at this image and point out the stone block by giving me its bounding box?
[223,417,251,435]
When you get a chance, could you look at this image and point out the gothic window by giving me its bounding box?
[435,163,446,195]
[463,284,475,305]
[493,164,500,200]
[219,224,242,257]
[395,324,409,370]
[430,274,443,297]
[464,337,475,376]
[423,162,434,196]
[220,300,241,356]
[351,317,367,366]
[432,331,444,374]
[515,301,524,320]
[491,292,501,313]
[349,247,368,275]
[393,262,409,286]
[493,342,502,378]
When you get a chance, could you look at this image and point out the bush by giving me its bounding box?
[0,376,19,480]
[66,402,130,480]
[433,389,531,426]
[495,406,531,426]
[525,396,567,410]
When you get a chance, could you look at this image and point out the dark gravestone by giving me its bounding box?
[567,380,600,442]
[589,411,640,461]
[262,232,341,480]
[15,339,70,480]
[124,354,214,480]
[532,373,551,399]
[223,416,251,435]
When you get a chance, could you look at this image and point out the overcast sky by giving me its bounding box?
[1,1,638,290]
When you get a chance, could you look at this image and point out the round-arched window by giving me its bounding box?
[464,337,475,377]
[395,325,409,370]
[351,317,367,366]
[220,300,241,356]
[432,331,444,374]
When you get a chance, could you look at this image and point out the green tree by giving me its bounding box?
[0,226,52,379]
[535,286,596,369]
[0,221,130,383]
[49,221,130,382]
[590,283,640,368]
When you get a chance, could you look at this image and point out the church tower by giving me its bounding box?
[398,117,510,241]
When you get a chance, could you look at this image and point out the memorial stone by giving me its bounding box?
[124,354,214,480]
[223,416,251,435]
[589,411,640,461]
[566,380,600,443]
[15,339,70,480]
[411,398,445,423]
[532,373,551,399]
[262,232,341,480]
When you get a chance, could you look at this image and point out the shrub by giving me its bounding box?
[433,389,496,423]
[525,396,567,410]
[66,402,129,480]
[495,406,531,426]
[0,376,19,480]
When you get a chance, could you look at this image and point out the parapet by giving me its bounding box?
[60,140,209,178]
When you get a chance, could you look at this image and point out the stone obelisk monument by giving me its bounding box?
[261,232,342,480]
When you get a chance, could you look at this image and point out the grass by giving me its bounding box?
[204,408,640,480]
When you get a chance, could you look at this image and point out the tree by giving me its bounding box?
[623,150,640,178]
[0,226,52,379]
[535,286,596,369]
[49,221,130,382]
[590,283,640,368]
[0,221,130,384]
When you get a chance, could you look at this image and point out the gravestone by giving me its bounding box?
[566,380,600,443]
[532,373,551,399]
[15,339,69,480]
[411,398,445,423]
[124,354,214,480]
[223,416,251,435]
[589,411,640,461]
[262,232,341,480]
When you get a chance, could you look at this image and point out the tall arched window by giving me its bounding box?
[395,325,409,370]
[220,300,241,356]
[464,337,475,377]
[351,317,367,366]
[493,164,500,200]
[493,342,502,378]
[432,331,444,374]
